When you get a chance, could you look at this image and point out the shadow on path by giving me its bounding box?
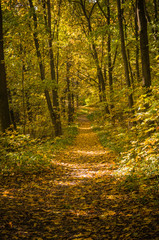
[0,115,158,239]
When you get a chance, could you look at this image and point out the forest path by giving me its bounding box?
[0,113,158,240]
[52,114,116,184]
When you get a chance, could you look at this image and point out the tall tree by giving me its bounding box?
[66,58,73,124]
[47,0,62,135]
[134,6,140,82]
[0,1,11,132]
[97,0,118,109]
[117,0,133,108]
[76,0,110,113]
[28,0,62,136]
[137,0,151,89]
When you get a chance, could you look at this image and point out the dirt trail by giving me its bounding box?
[52,115,115,181]
[0,115,158,240]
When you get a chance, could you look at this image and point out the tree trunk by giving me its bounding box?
[25,90,32,122]
[153,0,158,44]
[0,2,11,132]
[56,0,62,85]
[117,0,133,108]
[71,92,75,114]
[47,0,62,136]
[66,60,73,124]
[107,0,114,108]
[127,49,134,89]
[8,89,17,130]
[137,0,151,89]
[60,93,66,116]
[135,9,140,82]
[76,72,79,108]
[22,62,26,134]
[97,0,118,110]
[92,43,109,113]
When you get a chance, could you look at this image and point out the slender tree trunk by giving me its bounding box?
[76,70,79,108]
[76,83,79,108]
[22,62,26,134]
[56,0,62,84]
[92,43,109,113]
[66,60,73,124]
[92,42,104,101]
[152,0,158,45]
[135,9,140,82]
[20,43,32,123]
[60,84,67,117]
[137,0,151,89]
[107,0,114,108]
[71,80,75,114]
[0,2,11,132]
[127,49,134,89]
[8,89,16,130]
[97,0,118,110]
[117,0,133,108]
[25,90,32,122]
[71,92,75,114]
[47,0,62,135]
[153,0,158,41]
[104,64,107,83]
[28,0,60,136]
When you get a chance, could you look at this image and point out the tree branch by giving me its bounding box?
[96,0,108,20]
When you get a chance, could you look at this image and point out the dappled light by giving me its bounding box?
[73,150,107,155]
[78,127,92,130]
[1,190,14,199]
[0,113,158,240]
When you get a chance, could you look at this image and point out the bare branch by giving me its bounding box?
[96,0,108,20]
[89,2,97,19]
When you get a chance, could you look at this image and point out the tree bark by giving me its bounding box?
[8,89,16,130]
[107,0,114,108]
[47,0,62,135]
[135,9,140,82]
[56,0,62,84]
[66,60,73,124]
[0,2,11,132]
[117,0,133,108]
[22,62,26,134]
[137,0,151,89]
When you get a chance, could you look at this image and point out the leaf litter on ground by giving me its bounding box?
[0,114,158,239]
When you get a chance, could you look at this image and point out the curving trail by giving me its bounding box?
[0,115,158,240]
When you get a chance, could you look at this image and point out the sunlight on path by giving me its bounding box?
[52,115,116,185]
[73,150,106,155]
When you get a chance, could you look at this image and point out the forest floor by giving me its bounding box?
[0,114,158,240]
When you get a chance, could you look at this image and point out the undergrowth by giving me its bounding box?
[0,124,78,176]
[88,89,159,197]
